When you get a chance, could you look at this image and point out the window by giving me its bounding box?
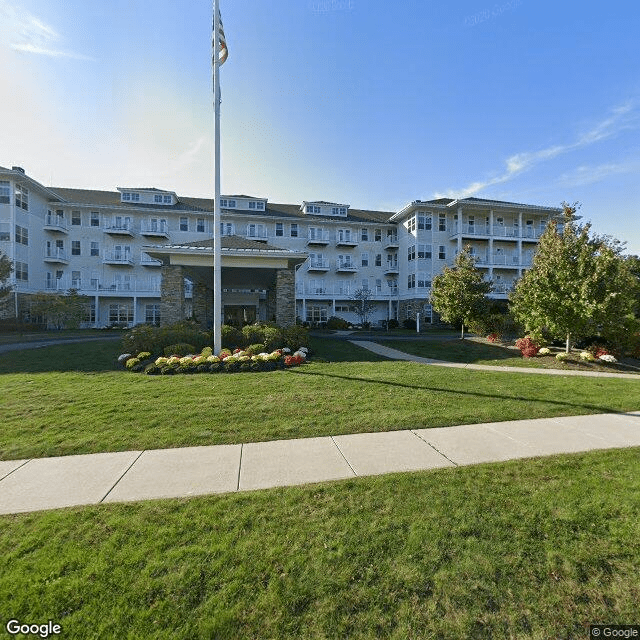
[375,229,382,241]
[180,217,188,231]
[417,215,426,230]
[408,245,415,261]
[72,211,81,225]
[335,305,350,313]
[417,273,431,289]
[164,195,172,204]
[306,204,321,214]
[121,192,139,202]
[220,198,236,208]
[246,223,266,238]
[197,218,205,233]
[15,184,28,210]
[290,223,298,237]
[438,245,446,260]
[71,271,81,288]
[90,212,100,227]
[417,244,432,259]
[361,228,369,241]
[0,181,9,204]
[15,261,28,281]
[220,222,233,235]
[109,304,133,324]
[361,252,369,267]
[331,206,347,215]
[249,201,256,209]
[85,300,96,324]
[248,201,265,210]
[375,254,382,267]
[0,229,9,241]
[275,223,283,237]
[306,305,328,323]
[154,195,163,203]
[90,242,99,257]
[72,240,81,256]
[438,214,446,231]
[361,279,369,291]
[408,216,416,233]
[145,304,161,326]
[407,274,415,289]
[15,225,28,245]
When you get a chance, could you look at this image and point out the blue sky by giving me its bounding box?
[2,0,639,253]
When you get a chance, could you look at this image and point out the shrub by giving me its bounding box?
[580,351,596,362]
[326,316,350,330]
[280,325,310,351]
[122,321,209,354]
[245,343,267,355]
[555,352,569,362]
[122,324,162,355]
[163,343,196,356]
[538,347,551,356]
[515,336,540,358]
[242,324,265,346]
[486,333,499,343]
[387,319,399,330]
[403,318,417,330]
[260,325,282,351]
[221,324,243,350]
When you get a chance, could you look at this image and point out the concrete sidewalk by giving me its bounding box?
[1,412,639,515]
[352,340,640,379]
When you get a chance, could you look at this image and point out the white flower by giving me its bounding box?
[299,347,309,354]
[118,353,132,363]
[293,351,306,359]
[598,354,617,363]
[282,348,291,353]
[538,347,551,356]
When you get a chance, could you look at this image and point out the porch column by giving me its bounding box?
[275,268,296,327]
[193,282,214,328]
[160,265,185,326]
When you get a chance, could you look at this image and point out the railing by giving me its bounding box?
[307,231,330,244]
[44,214,68,232]
[44,248,69,261]
[335,261,358,271]
[307,260,330,270]
[245,227,268,240]
[335,232,359,245]
[521,228,543,239]
[383,236,399,248]
[103,251,134,265]
[104,222,134,234]
[140,222,169,236]
[296,284,399,297]
[140,253,162,266]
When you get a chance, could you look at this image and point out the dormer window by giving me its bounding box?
[121,192,139,202]
[164,195,171,204]
[220,198,236,208]
[306,205,321,214]
[332,207,347,216]
[154,195,163,203]
[248,201,265,210]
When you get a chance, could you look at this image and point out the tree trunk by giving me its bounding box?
[461,323,465,340]
[565,333,570,353]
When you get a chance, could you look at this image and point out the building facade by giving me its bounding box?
[0,165,561,328]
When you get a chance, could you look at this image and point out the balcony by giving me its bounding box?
[307,260,330,272]
[383,263,399,275]
[43,214,68,233]
[335,232,358,247]
[306,231,330,246]
[104,222,135,237]
[383,235,399,249]
[245,226,268,241]
[521,228,543,240]
[43,248,69,264]
[103,251,134,266]
[335,261,358,272]
[140,222,169,238]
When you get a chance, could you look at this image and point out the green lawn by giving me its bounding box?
[1,338,640,460]
[377,338,640,373]
[1,448,638,639]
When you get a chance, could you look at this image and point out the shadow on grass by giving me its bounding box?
[0,340,122,374]
[375,338,518,363]
[290,368,617,415]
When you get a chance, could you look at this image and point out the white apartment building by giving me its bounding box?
[0,165,561,328]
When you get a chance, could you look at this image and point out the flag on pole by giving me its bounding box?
[213,8,228,65]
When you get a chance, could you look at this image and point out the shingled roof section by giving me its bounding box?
[176,236,289,251]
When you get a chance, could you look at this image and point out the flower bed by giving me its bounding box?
[119,346,309,375]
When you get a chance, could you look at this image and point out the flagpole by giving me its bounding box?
[212,0,222,355]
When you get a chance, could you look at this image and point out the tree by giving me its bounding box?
[430,246,492,338]
[509,203,639,352]
[0,251,12,302]
[350,287,374,327]
[28,289,91,329]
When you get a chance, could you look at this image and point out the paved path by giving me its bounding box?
[351,340,640,379]
[1,412,639,515]
[0,335,121,354]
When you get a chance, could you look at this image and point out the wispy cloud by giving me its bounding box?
[558,160,640,187]
[0,0,95,60]
[434,101,640,198]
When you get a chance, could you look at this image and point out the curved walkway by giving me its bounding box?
[351,340,640,379]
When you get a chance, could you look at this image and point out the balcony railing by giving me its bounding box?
[307,260,330,271]
[335,261,358,272]
[104,222,135,236]
[44,214,68,232]
[307,231,330,245]
[295,284,399,298]
[140,253,163,266]
[103,251,134,265]
[140,222,169,237]
[383,263,399,274]
[245,228,268,241]
[383,236,399,249]
[335,232,359,246]
[44,248,69,263]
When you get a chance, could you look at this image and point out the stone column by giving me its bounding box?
[193,282,213,328]
[160,265,185,326]
[275,268,296,327]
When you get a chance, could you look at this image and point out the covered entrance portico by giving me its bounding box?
[145,237,307,328]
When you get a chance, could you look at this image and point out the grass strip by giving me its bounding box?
[1,339,640,460]
[1,448,638,639]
